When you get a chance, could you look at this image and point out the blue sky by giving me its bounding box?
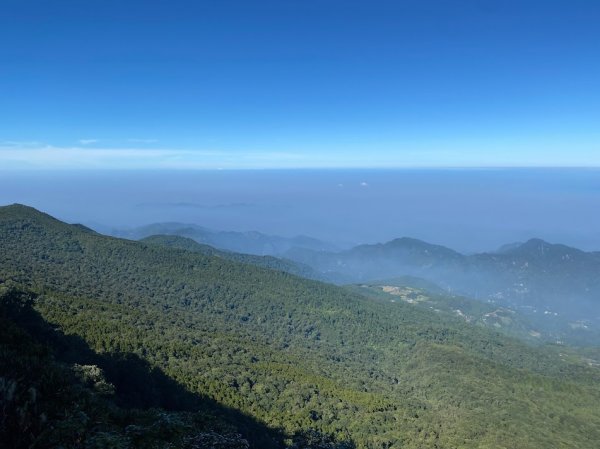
[1,0,599,169]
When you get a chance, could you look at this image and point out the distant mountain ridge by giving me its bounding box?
[111,222,339,256]
[114,219,600,324]
[285,236,600,322]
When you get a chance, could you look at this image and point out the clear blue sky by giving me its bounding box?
[1,0,599,169]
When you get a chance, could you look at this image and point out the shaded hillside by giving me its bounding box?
[0,284,276,449]
[2,204,600,448]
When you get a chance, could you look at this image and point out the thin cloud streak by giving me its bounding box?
[1,142,599,170]
[0,144,312,169]
[0,140,43,147]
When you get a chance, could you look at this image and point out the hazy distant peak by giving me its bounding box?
[242,230,266,239]
[493,238,546,254]
[136,222,212,232]
[493,241,519,252]
[522,237,550,247]
[370,237,463,257]
[520,238,554,253]
[389,236,430,246]
[353,237,419,250]
[388,236,449,249]
[503,238,588,259]
[111,221,338,257]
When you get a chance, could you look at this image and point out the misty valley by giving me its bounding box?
[2,203,600,449]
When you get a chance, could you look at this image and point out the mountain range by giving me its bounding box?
[284,236,600,323]
[126,220,600,330]
[2,204,600,448]
[111,222,340,256]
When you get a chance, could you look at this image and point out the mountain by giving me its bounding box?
[470,239,600,317]
[140,234,325,281]
[2,204,600,448]
[285,237,465,284]
[285,237,600,325]
[111,222,339,256]
[0,284,273,449]
[495,241,525,254]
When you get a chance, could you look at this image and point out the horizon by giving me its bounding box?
[3,167,600,253]
[0,201,590,252]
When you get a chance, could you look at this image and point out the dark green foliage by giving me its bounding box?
[1,204,600,448]
[0,285,280,449]
[290,430,355,449]
[184,431,249,449]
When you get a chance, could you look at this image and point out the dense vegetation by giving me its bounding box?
[141,234,324,281]
[0,285,260,448]
[2,204,600,448]
[0,285,354,449]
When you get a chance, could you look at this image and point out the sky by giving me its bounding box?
[1,0,599,169]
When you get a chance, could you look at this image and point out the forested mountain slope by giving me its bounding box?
[141,234,324,281]
[0,285,271,449]
[1,204,600,448]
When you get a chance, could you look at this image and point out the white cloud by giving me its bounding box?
[78,139,99,145]
[4,140,593,170]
